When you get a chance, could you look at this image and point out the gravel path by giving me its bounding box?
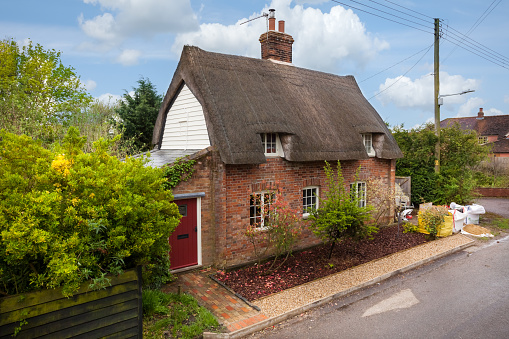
[253,234,473,318]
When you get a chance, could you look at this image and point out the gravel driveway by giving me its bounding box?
[475,197,509,219]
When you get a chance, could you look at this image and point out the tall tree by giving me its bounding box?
[0,38,92,144]
[392,123,488,205]
[116,77,162,152]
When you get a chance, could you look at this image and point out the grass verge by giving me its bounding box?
[143,289,222,338]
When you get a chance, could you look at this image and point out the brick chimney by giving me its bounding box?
[259,9,294,63]
[477,108,484,120]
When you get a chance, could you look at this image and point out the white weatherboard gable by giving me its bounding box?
[161,84,210,150]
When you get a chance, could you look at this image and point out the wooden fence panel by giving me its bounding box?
[0,267,142,339]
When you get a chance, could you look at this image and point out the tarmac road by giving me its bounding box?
[251,235,509,339]
[475,197,509,218]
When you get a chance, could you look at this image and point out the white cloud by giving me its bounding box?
[457,97,484,117]
[78,12,117,42]
[98,93,122,104]
[457,99,504,117]
[377,71,479,110]
[116,49,142,66]
[505,95,509,104]
[172,0,388,73]
[79,0,199,50]
[83,79,97,91]
[486,108,504,115]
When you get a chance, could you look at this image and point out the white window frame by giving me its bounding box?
[302,186,319,219]
[261,133,284,157]
[478,136,488,144]
[350,182,367,208]
[249,191,274,228]
[362,133,376,157]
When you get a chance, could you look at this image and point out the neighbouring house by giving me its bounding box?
[441,108,509,157]
[149,13,403,271]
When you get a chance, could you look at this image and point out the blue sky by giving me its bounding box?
[1,0,508,128]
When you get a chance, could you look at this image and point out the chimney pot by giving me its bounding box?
[278,20,285,33]
[268,18,276,31]
[477,108,484,119]
[268,9,276,30]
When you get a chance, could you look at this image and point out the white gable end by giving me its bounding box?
[161,84,210,150]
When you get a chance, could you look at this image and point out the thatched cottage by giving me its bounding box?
[149,14,403,270]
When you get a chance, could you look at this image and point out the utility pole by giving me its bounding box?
[434,18,440,173]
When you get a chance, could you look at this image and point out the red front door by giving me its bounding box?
[169,198,198,269]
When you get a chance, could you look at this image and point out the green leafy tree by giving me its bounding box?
[0,128,180,296]
[392,123,489,205]
[116,77,162,152]
[0,38,92,144]
[391,124,439,205]
[308,161,375,259]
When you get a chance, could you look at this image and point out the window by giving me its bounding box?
[260,133,283,156]
[478,136,488,144]
[249,192,274,227]
[303,187,318,212]
[350,182,367,208]
[302,187,318,215]
[362,134,375,157]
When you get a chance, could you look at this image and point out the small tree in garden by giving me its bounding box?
[418,205,449,239]
[308,161,375,259]
[366,177,395,226]
[245,188,302,273]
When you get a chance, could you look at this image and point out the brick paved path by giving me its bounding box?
[162,267,268,333]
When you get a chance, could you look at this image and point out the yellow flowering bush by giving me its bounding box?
[0,128,181,296]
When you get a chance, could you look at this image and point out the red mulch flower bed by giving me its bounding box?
[215,224,427,301]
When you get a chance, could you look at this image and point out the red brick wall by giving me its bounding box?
[475,187,509,197]
[220,157,395,268]
[170,150,396,269]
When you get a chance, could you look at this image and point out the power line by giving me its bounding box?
[329,0,433,35]
[441,35,509,70]
[382,0,434,20]
[364,0,430,24]
[443,34,509,70]
[470,0,501,32]
[368,43,434,101]
[343,0,433,30]
[442,0,503,63]
[445,25,509,64]
[359,45,433,83]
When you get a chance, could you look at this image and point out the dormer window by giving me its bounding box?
[362,134,375,157]
[261,133,284,157]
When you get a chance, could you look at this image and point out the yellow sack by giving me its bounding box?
[418,212,453,237]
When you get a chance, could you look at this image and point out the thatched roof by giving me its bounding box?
[153,46,402,164]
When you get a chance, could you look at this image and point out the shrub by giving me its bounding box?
[0,128,181,296]
[245,188,302,273]
[308,161,376,259]
[366,177,395,226]
[418,205,449,239]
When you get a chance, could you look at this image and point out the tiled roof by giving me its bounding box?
[441,114,509,152]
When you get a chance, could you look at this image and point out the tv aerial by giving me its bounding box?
[240,9,275,36]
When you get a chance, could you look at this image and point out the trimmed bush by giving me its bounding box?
[0,128,180,296]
